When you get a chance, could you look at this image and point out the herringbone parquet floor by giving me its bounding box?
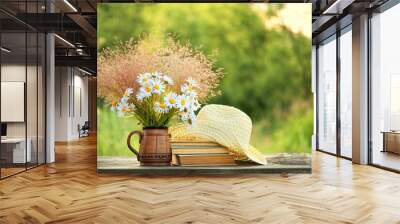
[1,135,400,224]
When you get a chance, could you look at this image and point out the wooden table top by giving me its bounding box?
[97,154,311,175]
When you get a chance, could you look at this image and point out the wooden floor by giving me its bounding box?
[1,135,400,223]
[0,167,26,178]
[372,150,400,171]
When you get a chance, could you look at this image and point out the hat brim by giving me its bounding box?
[242,145,267,165]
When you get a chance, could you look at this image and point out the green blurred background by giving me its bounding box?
[97,3,312,156]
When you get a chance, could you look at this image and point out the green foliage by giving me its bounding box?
[97,101,141,157]
[264,103,313,154]
[98,4,312,155]
[132,98,176,128]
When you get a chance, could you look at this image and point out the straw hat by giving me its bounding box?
[170,104,267,165]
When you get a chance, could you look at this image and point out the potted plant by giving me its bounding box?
[113,73,200,165]
[98,36,223,166]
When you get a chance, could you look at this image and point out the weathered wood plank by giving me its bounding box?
[96,154,312,175]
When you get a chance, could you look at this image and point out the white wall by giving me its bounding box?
[54,67,89,141]
[1,65,28,138]
[55,67,70,141]
[1,63,46,164]
[72,73,89,138]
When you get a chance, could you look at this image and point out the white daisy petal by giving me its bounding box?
[120,96,128,103]
[136,85,152,101]
[186,77,198,87]
[154,101,169,114]
[117,102,129,117]
[164,92,178,108]
[181,83,197,97]
[151,79,165,94]
[137,73,152,86]
[176,95,191,112]
[110,100,118,112]
[162,75,174,85]
[188,111,196,126]
[124,88,133,97]
[152,72,161,79]
[180,112,189,122]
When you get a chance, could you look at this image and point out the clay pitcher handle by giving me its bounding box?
[127,130,143,157]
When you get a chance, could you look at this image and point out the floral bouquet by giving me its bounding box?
[112,72,201,127]
[98,35,224,128]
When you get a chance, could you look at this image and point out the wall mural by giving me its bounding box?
[96,3,312,174]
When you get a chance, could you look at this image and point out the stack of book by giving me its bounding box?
[171,141,237,166]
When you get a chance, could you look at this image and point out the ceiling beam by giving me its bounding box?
[323,0,356,14]
[55,55,96,72]
[67,13,96,46]
[14,13,82,32]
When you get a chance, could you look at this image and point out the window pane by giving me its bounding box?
[340,28,352,158]
[38,33,45,165]
[1,30,27,177]
[318,36,337,154]
[27,31,38,169]
[371,4,400,171]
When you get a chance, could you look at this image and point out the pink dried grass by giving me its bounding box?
[98,35,224,104]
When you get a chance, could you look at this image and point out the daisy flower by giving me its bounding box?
[180,111,196,125]
[187,111,196,125]
[180,112,189,122]
[186,77,198,87]
[110,100,118,112]
[128,103,135,112]
[123,88,133,97]
[162,75,174,85]
[151,79,165,94]
[177,94,190,112]
[120,96,128,104]
[117,102,129,117]
[181,84,198,97]
[137,73,152,86]
[164,92,178,108]
[190,98,201,111]
[136,93,145,101]
[152,72,161,79]
[143,83,153,95]
[136,84,152,101]
[154,101,169,114]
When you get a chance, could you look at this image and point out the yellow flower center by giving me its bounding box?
[169,98,176,104]
[154,84,160,90]
[159,103,166,109]
[121,106,127,113]
[180,99,186,106]
[145,85,151,93]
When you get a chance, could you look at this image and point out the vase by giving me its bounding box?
[127,128,172,166]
